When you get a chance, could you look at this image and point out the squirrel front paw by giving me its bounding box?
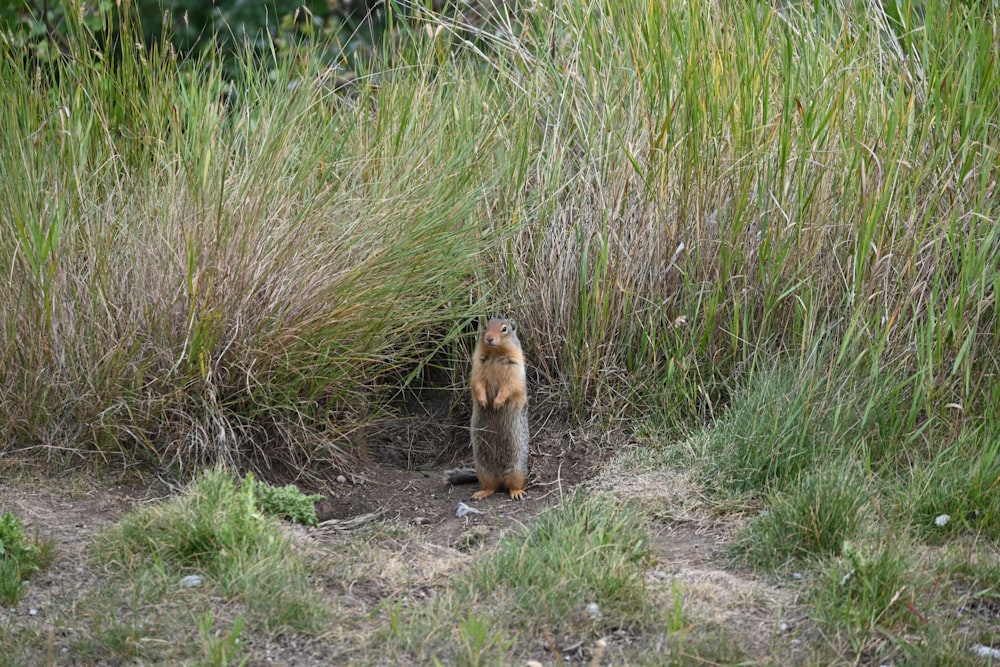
[472,383,489,408]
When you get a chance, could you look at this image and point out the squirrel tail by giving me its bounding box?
[444,467,479,485]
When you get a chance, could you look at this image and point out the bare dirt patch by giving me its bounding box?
[594,454,820,664]
[313,408,604,552]
[0,472,171,658]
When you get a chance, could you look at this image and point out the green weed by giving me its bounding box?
[0,513,53,606]
[250,475,323,527]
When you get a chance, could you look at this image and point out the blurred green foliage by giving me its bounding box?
[0,0,386,75]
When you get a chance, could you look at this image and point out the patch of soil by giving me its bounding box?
[0,473,171,642]
[314,400,605,551]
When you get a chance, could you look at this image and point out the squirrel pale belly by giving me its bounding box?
[445,318,530,500]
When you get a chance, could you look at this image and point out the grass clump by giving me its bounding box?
[196,611,249,667]
[0,512,53,606]
[813,537,933,654]
[696,352,910,498]
[903,437,1000,543]
[386,492,652,663]
[95,468,326,634]
[462,490,652,633]
[734,463,871,569]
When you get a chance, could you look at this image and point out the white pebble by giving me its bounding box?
[180,575,203,588]
[973,645,1000,659]
[585,602,601,619]
[778,622,790,632]
[28,608,38,616]
[934,514,950,527]
[456,502,483,518]
[336,475,347,484]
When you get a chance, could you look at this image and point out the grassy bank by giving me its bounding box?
[2,1,999,660]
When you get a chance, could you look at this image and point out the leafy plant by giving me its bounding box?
[0,512,53,605]
[250,474,323,527]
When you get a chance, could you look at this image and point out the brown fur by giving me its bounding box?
[450,318,530,500]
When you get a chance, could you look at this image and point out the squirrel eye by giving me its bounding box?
[501,325,508,333]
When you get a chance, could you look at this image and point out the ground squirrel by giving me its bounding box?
[445,318,530,500]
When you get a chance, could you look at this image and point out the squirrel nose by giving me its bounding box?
[485,335,495,345]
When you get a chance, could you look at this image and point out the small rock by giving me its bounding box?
[180,575,203,589]
[778,622,791,632]
[336,475,347,484]
[791,639,802,645]
[28,608,38,616]
[413,517,430,525]
[791,572,804,580]
[456,502,483,518]
[934,514,950,527]
[585,602,601,620]
[973,645,1000,660]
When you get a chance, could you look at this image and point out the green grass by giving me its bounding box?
[385,491,653,663]
[461,490,652,633]
[733,462,872,569]
[0,513,54,606]
[812,536,935,659]
[94,468,327,635]
[1,0,997,477]
[902,435,1000,543]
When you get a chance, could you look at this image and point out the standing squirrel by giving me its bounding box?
[445,318,530,500]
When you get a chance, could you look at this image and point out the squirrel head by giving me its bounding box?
[482,318,517,347]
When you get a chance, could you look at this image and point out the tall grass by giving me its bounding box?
[1,0,998,475]
[0,8,501,472]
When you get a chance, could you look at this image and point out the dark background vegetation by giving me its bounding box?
[0,0,388,75]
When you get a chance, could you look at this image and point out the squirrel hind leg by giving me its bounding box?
[472,470,501,500]
[504,471,527,500]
